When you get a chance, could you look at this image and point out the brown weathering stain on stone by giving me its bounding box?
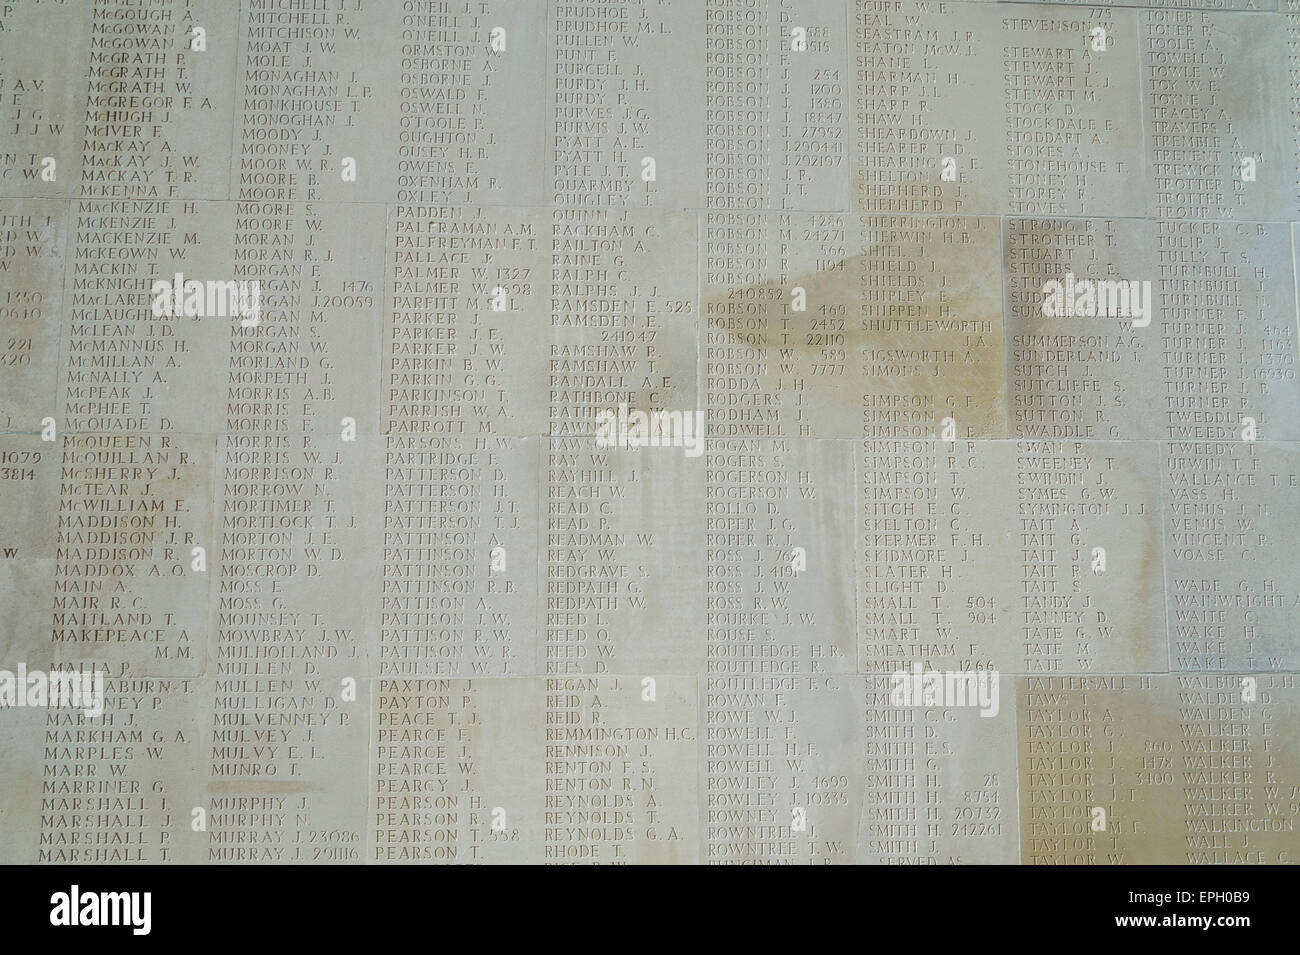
[701,179,1009,439]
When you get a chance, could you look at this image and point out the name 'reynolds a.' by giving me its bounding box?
[890,663,1000,718]
[594,402,704,457]
[1041,271,1152,328]
[50,885,151,936]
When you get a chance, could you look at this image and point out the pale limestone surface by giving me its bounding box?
[0,0,1297,864]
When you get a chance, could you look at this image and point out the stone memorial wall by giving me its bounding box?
[0,0,1297,866]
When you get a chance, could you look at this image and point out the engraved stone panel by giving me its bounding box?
[1,0,1299,868]
[1018,674,1300,865]
[1005,217,1299,441]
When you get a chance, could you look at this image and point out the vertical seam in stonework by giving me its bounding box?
[229,0,244,202]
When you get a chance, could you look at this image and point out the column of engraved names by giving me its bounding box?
[379,422,539,679]
[1177,674,1297,865]
[0,205,62,846]
[211,199,378,858]
[550,0,703,210]
[705,438,860,863]
[1018,676,1114,865]
[853,2,1142,216]
[1019,675,1300,863]
[856,442,1018,865]
[551,2,636,209]
[703,212,795,439]
[0,200,64,426]
[707,0,773,213]
[393,0,544,208]
[383,203,544,677]
[36,677,203,863]
[1152,219,1293,441]
[54,202,214,672]
[45,185,211,864]
[237,0,389,203]
[387,207,547,434]
[1014,442,1164,676]
[859,675,1019,864]
[545,208,699,675]
[383,0,550,685]
[858,438,966,674]
[81,0,234,202]
[205,17,386,858]
[1005,218,1114,440]
[854,0,986,215]
[1143,7,1298,222]
[547,676,698,863]
[1164,441,1300,672]
[543,203,703,858]
[707,0,846,213]
[1000,8,1137,218]
[856,215,1004,439]
[372,679,544,863]
[702,0,854,866]
[1005,217,1300,441]
[5,2,220,862]
[702,0,852,430]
